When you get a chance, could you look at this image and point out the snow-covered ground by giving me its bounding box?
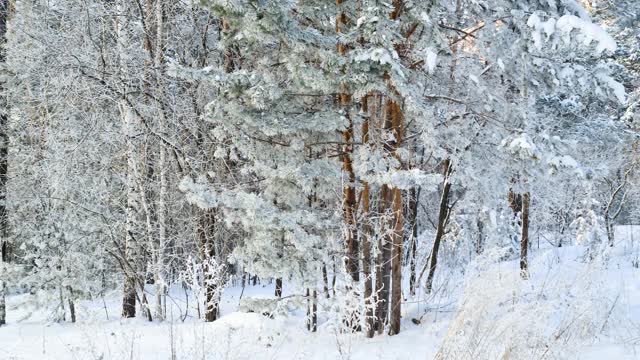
[1,229,639,359]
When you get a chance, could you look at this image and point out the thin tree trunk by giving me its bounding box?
[67,286,76,323]
[0,283,4,326]
[476,215,484,254]
[322,263,330,299]
[408,187,420,296]
[360,96,374,338]
[58,287,66,322]
[275,278,283,298]
[312,289,318,332]
[0,0,9,327]
[306,288,311,331]
[120,104,138,319]
[422,160,452,294]
[375,184,392,334]
[520,192,530,279]
[331,259,336,297]
[154,0,167,322]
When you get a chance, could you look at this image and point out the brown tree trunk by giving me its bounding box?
[423,160,453,294]
[520,192,530,279]
[388,101,404,336]
[336,0,360,285]
[375,185,392,334]
[360,96,375,338]
[389,186,403,335]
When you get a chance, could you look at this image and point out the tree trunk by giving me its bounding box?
[115,0,141,320]
[67,286,76,323]
[154,0,167,322]
[0,0,11,328]
[304,287,318,332]
[331,259,336,297]
[121,104,138,319]
[122,275,137,318]
[0,285,4,326]
[408,187,420,296]
[605,214,614,247]
[360,96,374,338]
[375,185,392,334]
[520,192,530,279]
[422,160,452,294]
[306,288,311,331]
[336,0,360,285]
[275,278,282,298]
[322,263,330,299]
[508,189,523,248]
[312,289,318,332]
[336,6,360,332]
[198,209,219,322]
[389,186,403,335]
[476,215,484,254]
[388,100,404,336]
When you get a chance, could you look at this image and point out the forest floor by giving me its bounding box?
[1,232,640,359]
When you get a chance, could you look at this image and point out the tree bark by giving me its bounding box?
[322,263,330,299]
[520,192,530,279]
[154,0,167,322]
[122,275,137,318]
[408,187,420,296]
[375,184,392,334]
[422,160,452,294]
[336,0,360,285]
[360,96,375,338]
[67,286,76,323]
[198,209,219,322]
[0,0,11,327]
[388,101,404,336]
[275,278,283,298]
[312,289,318,332]
[121,104,138,319]
[306,288,311,331]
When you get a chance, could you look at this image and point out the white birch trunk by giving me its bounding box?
[154,0,167,321]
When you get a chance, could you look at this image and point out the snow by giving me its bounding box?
[556,15,617,54]
[528,13,616,54]
[2,231,639,359]
[425,48,437,74]
[596,73,627,104]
